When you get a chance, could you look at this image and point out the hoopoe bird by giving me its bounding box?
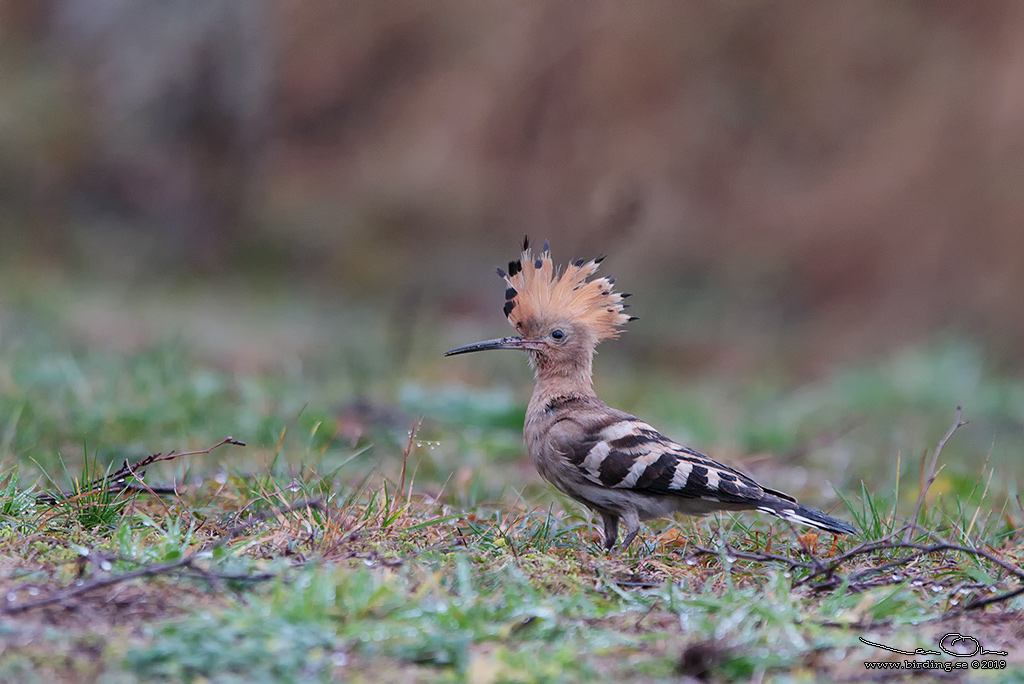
[446,239,856,550]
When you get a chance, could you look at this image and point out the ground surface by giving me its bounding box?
[0,276,1022,683]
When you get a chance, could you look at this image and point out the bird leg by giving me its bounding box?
[619,511,642,550]
[601,512,619,551]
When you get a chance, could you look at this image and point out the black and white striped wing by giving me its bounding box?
[554,414,856,535]
[571,418,786,505]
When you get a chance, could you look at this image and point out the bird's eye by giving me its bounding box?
[550,329,566,341]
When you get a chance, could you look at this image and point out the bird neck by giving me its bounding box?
[530,352,597,406]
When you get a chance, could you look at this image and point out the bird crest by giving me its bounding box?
[497,238,635,341]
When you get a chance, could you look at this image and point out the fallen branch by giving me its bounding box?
[2,556,278,615]
[37,437,245,505]
[681,535,1023,610]
[963,584,1024,610]
[3,496,322,616]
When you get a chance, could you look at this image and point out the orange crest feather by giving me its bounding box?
[498,239,633,340]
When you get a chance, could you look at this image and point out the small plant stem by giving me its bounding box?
[902,406,967,543]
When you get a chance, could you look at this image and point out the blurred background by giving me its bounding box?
[2,1,1024,493]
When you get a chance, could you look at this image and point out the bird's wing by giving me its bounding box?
[545,410,856,534]
[555,415,796,505]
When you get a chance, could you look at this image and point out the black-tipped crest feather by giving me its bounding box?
[497,243,633,341]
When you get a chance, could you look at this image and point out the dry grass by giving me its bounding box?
[0,287,1022,681]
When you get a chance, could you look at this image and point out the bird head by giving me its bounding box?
[445,238,635,376]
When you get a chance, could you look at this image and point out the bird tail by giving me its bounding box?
[757,500,857,535]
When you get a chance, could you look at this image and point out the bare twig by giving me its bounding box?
[963,584,1024,611]
[902,407,967,543]
[682,535,1023,610]
[685,544,819,575]
[3,496,322,616]
[2,557,277,615]
[209,498,325,550]
[37,437,245,505]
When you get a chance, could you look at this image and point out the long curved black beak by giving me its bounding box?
[444,336,532,356]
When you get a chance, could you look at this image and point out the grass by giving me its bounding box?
[0,284,1023,682]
